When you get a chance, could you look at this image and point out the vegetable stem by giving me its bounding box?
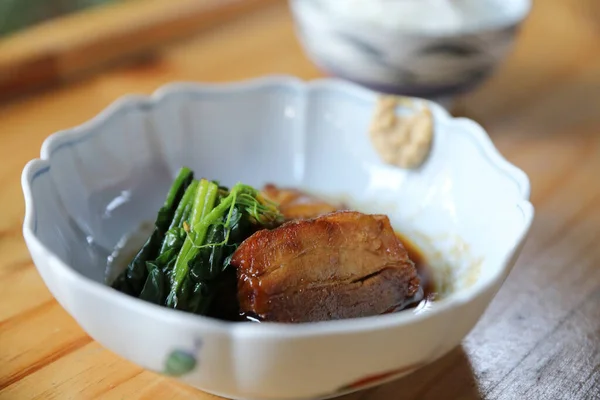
[163,167,194,218]
[167,179,218,307]
[158,180,198,255]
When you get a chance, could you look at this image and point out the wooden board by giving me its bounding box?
[0,0,277,99]
[1,0,599,399]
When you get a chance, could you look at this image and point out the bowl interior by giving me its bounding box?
[25,78,532,309]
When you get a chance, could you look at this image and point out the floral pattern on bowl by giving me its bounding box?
[162,338,203,377]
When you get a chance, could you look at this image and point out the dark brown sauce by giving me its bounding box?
[388,232,437,313]
[395,232,437,301]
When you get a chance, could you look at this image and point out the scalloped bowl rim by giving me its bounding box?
[21,75,534,338]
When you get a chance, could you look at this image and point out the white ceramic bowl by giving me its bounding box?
[22,76,533,400]
[289,0,532,99]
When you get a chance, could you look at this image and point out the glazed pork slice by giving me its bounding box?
[261,184,343,220]
[231,211,421,323]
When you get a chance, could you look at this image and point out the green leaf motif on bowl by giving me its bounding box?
[163,349,197,377]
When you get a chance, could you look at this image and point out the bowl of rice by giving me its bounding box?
[289,0,532,101]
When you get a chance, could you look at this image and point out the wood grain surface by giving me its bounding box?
[0,0,277,99]
[1,0,599,399]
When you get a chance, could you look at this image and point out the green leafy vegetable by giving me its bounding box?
[111,167,193,296]
[111,167,284,316]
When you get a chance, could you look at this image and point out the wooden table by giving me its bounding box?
[1,1,599,399]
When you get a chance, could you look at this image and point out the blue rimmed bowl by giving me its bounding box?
[22,76,533,400]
